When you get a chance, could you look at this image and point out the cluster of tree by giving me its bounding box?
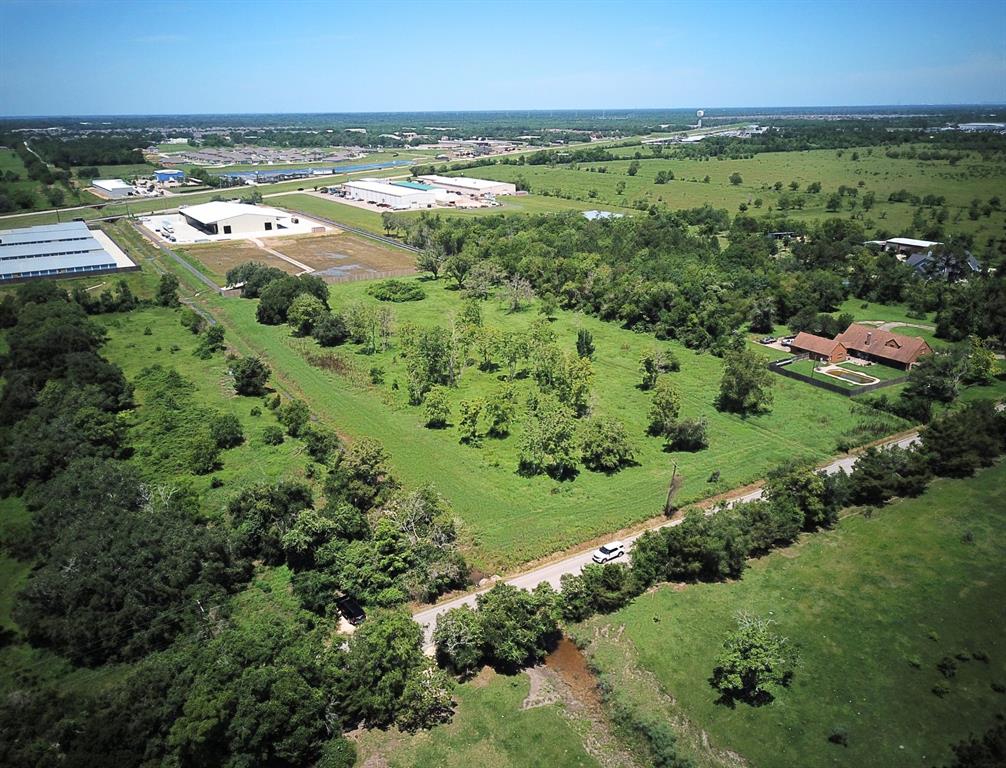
[24,132,154,169]
[0,284,471,766]
[396,210,871,355]
[225,440,468,610]
[0,283,132,493]
[433,582,562,676]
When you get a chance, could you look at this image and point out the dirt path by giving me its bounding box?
[521,638,639,768]
[250,237,314,275]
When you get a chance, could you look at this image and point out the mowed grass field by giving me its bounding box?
[580,462,1006,768]
[197,277,910,571]
[458,145,1006,239]
[355,669,602,768]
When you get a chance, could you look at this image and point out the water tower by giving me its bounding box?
[696,109,704,129]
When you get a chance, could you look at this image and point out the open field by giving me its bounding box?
[272,231,416,279]
[449,145,1006,239]
[195,276,915,571]
[176,230,417,284]
[356,667,602,768]
[176,239,301,283]
[580,462,1006,768]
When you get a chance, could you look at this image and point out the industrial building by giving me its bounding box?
[179,201,299,236]
[338,179,441,210]
[417,175,517,198]
[154,169,185,183]
[91,178,133,198]
[0,221,136,283]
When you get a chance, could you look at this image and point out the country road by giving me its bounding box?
[413,432,921,647]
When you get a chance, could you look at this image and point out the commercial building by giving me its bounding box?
[338,179,440,210]
[179,201,297,236]
[154,169,185,183]
[835,324,932,369]
[417,174,517,198]
[790,332,848,363]
[91,178,133,198]
[0,221,135,283]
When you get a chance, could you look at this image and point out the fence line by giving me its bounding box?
[325,268,418,284]
[768,354,907,397]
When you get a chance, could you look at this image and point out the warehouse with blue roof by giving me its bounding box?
[0,221,136,283]
[154,169,185,183]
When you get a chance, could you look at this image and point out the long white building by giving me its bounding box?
[339,179,441,210]
[91,178,133,198]
[417,174,516,198]
[0,221,135,282]
[179,201,296,236]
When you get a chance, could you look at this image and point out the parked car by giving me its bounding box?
[780,336,796,346]
[335,595,366,625]
[759,336,777,344]
[592,541,626,564]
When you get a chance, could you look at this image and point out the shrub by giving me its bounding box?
[665,417,709,451]
[210,413,244,448]
[424,386,451,428]
[579,416,635,472]
[262,426,285,445]
[312,312,350,346]
[232,356,271,396]
[367,279,426,302]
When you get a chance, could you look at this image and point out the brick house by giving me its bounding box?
[790,332,848,363]
[835,324,933,369]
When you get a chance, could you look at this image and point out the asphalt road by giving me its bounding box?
[413,432,921,647]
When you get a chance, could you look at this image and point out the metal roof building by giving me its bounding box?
[416,174,517,198]
[0,221,135,283]
[338,179,441,210]
[91,178,133,198]
[154,169,185,183]
[179,201,294,235]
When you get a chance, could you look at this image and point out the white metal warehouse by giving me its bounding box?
[179,201,297,236]
[0,221,136,283]
[339,179,440,210]
[91,178,133,198]
[417,174,517,198]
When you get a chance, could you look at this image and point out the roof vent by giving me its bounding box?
[866,331,872,345]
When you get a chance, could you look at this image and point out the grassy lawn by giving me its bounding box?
[785,358,907,389]
[195,277,908,571]
[580,462,1006,768]
[355,668,601,768]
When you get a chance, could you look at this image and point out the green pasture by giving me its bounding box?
[460,145,1006,239]
[356,668,601,768]
[581,461,1006,768]
[0,149,99,212]
[97,306,321,513]
[193,277,909,570]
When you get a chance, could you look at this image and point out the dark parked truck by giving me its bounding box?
[335,595,366,626]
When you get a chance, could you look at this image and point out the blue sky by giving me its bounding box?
[1,0,1003,116]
